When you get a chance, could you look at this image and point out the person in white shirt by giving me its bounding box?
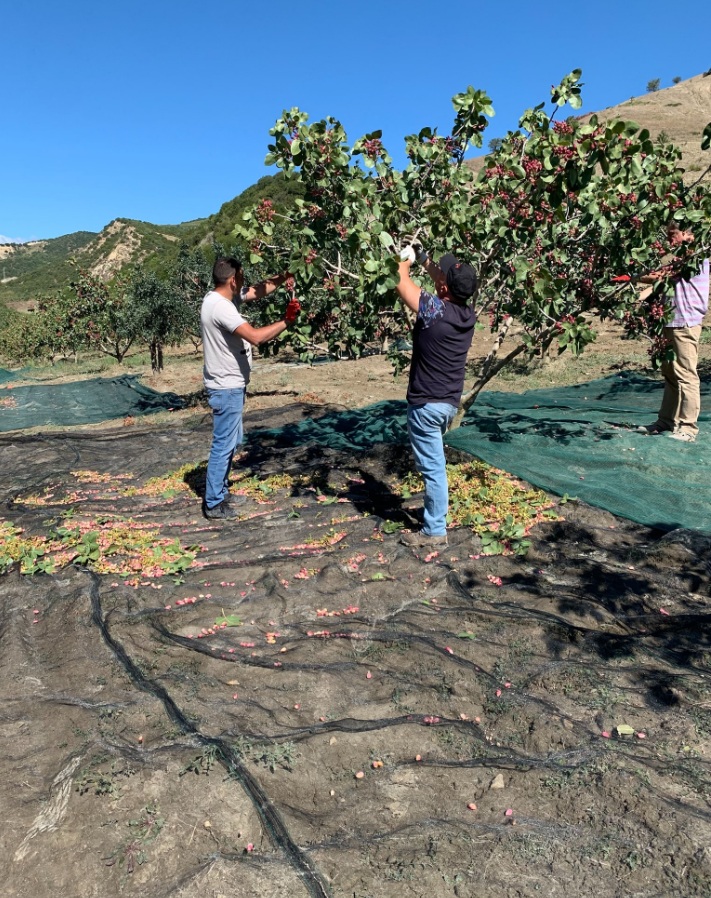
[200,257,300,519]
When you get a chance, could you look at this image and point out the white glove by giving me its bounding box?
[399,245,416,264]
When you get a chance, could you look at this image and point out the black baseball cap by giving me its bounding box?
[439,254,477,303]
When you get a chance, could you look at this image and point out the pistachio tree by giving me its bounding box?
[236,71,711,426]
[2,269,140,365]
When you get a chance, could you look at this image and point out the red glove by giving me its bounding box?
[611,275,631,282]
[285,299,301,324]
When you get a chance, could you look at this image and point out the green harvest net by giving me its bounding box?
[0,374,184,432]
[254,372,711,534]
[0,367,32,385]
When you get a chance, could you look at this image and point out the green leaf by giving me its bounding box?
[616,724,635,737]
[215,614,243,628]
[702,123,711,152]
[378,231,394,248]
[456,632,476,640]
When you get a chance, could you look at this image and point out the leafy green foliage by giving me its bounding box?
[104,804,165,884]
[233,736,297,772]
[129,267,192,372]
[235,69,711,411]
[215,613,242,627]
[73,531,101,566]
[480,515,531,556]
[179,745,219,776]
[64,268,140,363]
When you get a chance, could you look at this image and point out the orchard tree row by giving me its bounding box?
[0,246,218,371]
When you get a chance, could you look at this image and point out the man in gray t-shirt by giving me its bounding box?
[200,257,300,518]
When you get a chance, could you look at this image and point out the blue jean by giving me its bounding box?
[205,387,246,509]
[407,402,456,536]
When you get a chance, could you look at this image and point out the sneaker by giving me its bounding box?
[399,530,448,549]
[668,430,696,443]
[634,421,670,435]
[202,500,241,520]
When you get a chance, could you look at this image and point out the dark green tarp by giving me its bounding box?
[0,367,31,385]
[0,374,184,432]
[446,372,710,534]
[254,372,711,534]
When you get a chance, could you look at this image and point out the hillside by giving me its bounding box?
[584,72,711,182]
[0,219,202,309]
[467,71,711,181]
[0,173,303,308]
[0,231,97,285]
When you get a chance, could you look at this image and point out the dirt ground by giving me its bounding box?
[2,393,711,898]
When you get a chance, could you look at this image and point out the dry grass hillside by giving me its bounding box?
[588,72,711,183]
[467,71,711,182]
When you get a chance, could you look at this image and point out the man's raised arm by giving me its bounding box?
[242,272,290,302]
[395,244,444,313]
[415,245,444,287]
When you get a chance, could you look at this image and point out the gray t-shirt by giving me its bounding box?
[200,288,253,390]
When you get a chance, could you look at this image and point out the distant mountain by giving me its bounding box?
[0,173,304,308]
[0,232,98,306]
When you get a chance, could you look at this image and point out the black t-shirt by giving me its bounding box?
[406,290,476,408]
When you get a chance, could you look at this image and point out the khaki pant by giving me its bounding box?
[658,325,702,435]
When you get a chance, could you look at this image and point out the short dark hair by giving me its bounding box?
[667,220,681,234]
[213,257,242,286]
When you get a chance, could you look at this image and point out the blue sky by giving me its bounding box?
[1,0,709,241]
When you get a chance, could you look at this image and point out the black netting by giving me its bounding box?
[2,404,711,897]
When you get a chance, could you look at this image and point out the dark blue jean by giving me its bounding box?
[205,387,246,509]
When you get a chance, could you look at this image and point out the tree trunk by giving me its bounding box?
[450,319,513,429]
[150,341,164,373]
[451,342,529,429]
[450,323,555,430]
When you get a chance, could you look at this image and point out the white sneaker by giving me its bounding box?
[635,421,669,435]
[668,430,696,443]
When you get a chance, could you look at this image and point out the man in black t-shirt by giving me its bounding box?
[394,247,477,549]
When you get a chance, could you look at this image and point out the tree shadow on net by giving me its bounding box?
[179,416,422,528]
